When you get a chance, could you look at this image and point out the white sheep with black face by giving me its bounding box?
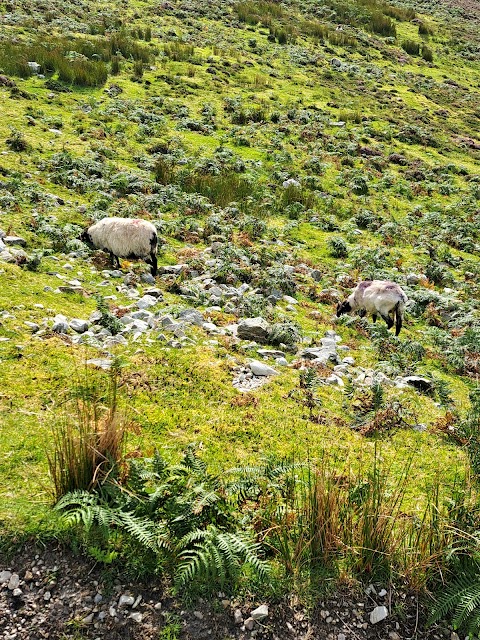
[81,217,158,276]
[336,280,408,336]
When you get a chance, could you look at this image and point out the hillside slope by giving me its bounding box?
[1,0,480,635]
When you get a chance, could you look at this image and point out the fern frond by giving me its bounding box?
[430,565,480,634]
[115,510,159,551]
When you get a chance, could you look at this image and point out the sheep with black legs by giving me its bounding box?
[81,217,158,276]
[336,280,408,336]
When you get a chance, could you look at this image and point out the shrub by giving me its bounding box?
[402,40,420,56]
[6,127,29,152]
[328,236,348,258]
[418,22,434,36]
[421,45,434,62]
[368,13,396,37]
[268,320,301,349]
[95,295,123,335]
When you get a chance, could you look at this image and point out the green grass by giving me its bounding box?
[0,0,479,579]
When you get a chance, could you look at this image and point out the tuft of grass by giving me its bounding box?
[47,360,131,500]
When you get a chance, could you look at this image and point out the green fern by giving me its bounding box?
[174,525,269,591]
[430,561,480,635]
[55,489,169,552]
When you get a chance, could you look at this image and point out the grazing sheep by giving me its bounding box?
[82,217,158,276]
[336,280,408,336]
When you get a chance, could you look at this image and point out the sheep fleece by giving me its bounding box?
[87,218,157,258]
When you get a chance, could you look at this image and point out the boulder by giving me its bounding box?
[237,317,270,343]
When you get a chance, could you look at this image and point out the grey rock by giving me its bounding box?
[131,310,153,321]
[178,309,204,326]
[406,273,425,285]
[158,264,186,275]
[326,374,344,387]
[12,587,23,597]
[300,348,339,365]
[257,349,285,358]
[8,574,20,590]
[104,335,128,347]
[275,357,288,366]
[4,236,26,247]
[234,610,243,625]
[251,604,269,620]
[144,287,162,298]
[25,321,40,332]
[136,295,158,309]
[118,595,135,607]
[140,273,156,284]
[282,178,300,188]
[159,315,175,328]
[250,360,279,377]
[94,593,103,605]
[370,605,388,624]
[130,319,149,333]
[237,317,270,343]
[343,356,355,365]
[0,250,14,263]
[203,322,221,334]
[69,319,89,333]
[311,269,322,282]
[52,317,69,334]
[0,571,12,584]
[245,617,256,630]
[129,612,143,623]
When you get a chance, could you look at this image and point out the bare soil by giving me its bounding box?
[0,545,453,640]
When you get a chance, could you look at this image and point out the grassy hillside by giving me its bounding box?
[1,0,480,626]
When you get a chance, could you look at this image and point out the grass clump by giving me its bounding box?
[47,360,130,500]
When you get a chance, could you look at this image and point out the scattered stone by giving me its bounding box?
[370,605,388,624]
[129,612,143,623]
[136,295,158,309]
[193,611,204,620]
[234,609,243,625]
[178,309,204,326]
[257,349,285,359]
[4,236,27,247]
[249,360,279,377]
[244,617,256,630]
[69,319,89,333]
[7,574,20,590]
[251,604,269,621]
[12,588,23,597]
[118,595,135,607]
[24,321,40,332]
[0,571,12,585]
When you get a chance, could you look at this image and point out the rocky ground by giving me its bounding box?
[0,545,455,640]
